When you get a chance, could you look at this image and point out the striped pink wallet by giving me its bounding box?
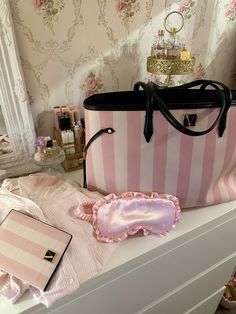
[0,209,72,291]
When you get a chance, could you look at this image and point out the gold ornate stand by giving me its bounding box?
[147,56,195,85]
[147,11,195,86]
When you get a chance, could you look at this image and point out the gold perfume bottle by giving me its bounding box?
[180,44,191,60]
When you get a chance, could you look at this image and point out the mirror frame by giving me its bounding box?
[0,0,38,176]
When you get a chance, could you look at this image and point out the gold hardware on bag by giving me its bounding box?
[43,249,57,263]
[183,114,197,127]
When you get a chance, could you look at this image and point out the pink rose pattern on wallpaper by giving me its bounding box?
[35,0,43,8]
[115,0,140,26]
[225,0,236,20]
[35,0,65,33]
[85,73,105,98]
[194,64,206,80]
[9,0,236,127]
[178,0,196,19]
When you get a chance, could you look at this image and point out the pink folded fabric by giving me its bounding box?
[0,174,118,307]
[74,192,181,242]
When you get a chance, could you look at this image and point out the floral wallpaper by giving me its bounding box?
[9,0,236,136]
[35,0,65,34]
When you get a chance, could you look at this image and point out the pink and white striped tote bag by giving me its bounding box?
[83,80,236,208]
[0,209,72,291]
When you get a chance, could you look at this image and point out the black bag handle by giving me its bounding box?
[134,81,166,142]
[150,79,231,137]
[83,128,115,188]
[134,79,232,141]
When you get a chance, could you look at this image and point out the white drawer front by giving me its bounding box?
[44,217,236,314]
[184,287,225,314]
[141,256,235,314]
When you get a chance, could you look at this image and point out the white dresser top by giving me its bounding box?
[1,200,236,314]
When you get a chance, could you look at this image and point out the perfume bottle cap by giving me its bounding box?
[170,27,177,35]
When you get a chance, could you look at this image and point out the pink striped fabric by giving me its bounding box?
[100,112,116,192]
[0,210,72,291]
[7,210,70,244]
[85,106,236,208]
[127,111,142,191]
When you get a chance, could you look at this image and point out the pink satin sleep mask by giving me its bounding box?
[74,192,181,242]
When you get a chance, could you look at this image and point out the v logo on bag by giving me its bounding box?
[43,249,57,262]
[183,113,197,127]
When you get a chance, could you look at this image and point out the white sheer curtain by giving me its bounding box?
[0,0,37,176]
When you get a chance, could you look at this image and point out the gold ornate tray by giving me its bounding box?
[147,56,195,75]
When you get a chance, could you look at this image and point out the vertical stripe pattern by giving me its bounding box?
[85,110,96,190]
[86,111,106,192]
[0,210,71,291]
[152,111,169,193]
[100,111,116,193]
[127,111,142,191]
[113,111,128,192]
[197,109,217,206]
[85,106,236,208]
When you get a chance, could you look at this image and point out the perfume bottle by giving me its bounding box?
[180,44,191,60]
[74,119,84,153]
[166,28,180,59]
[156,29,166,59]
[34,145,45,162]
[58,109,71,130]
[151,34,158,57]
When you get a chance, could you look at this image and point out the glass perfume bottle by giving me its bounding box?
[74,120,84,153]
[166,27,180,59]
[34,145,45,162]
[151,34,158,57]
[157,29,166,59]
